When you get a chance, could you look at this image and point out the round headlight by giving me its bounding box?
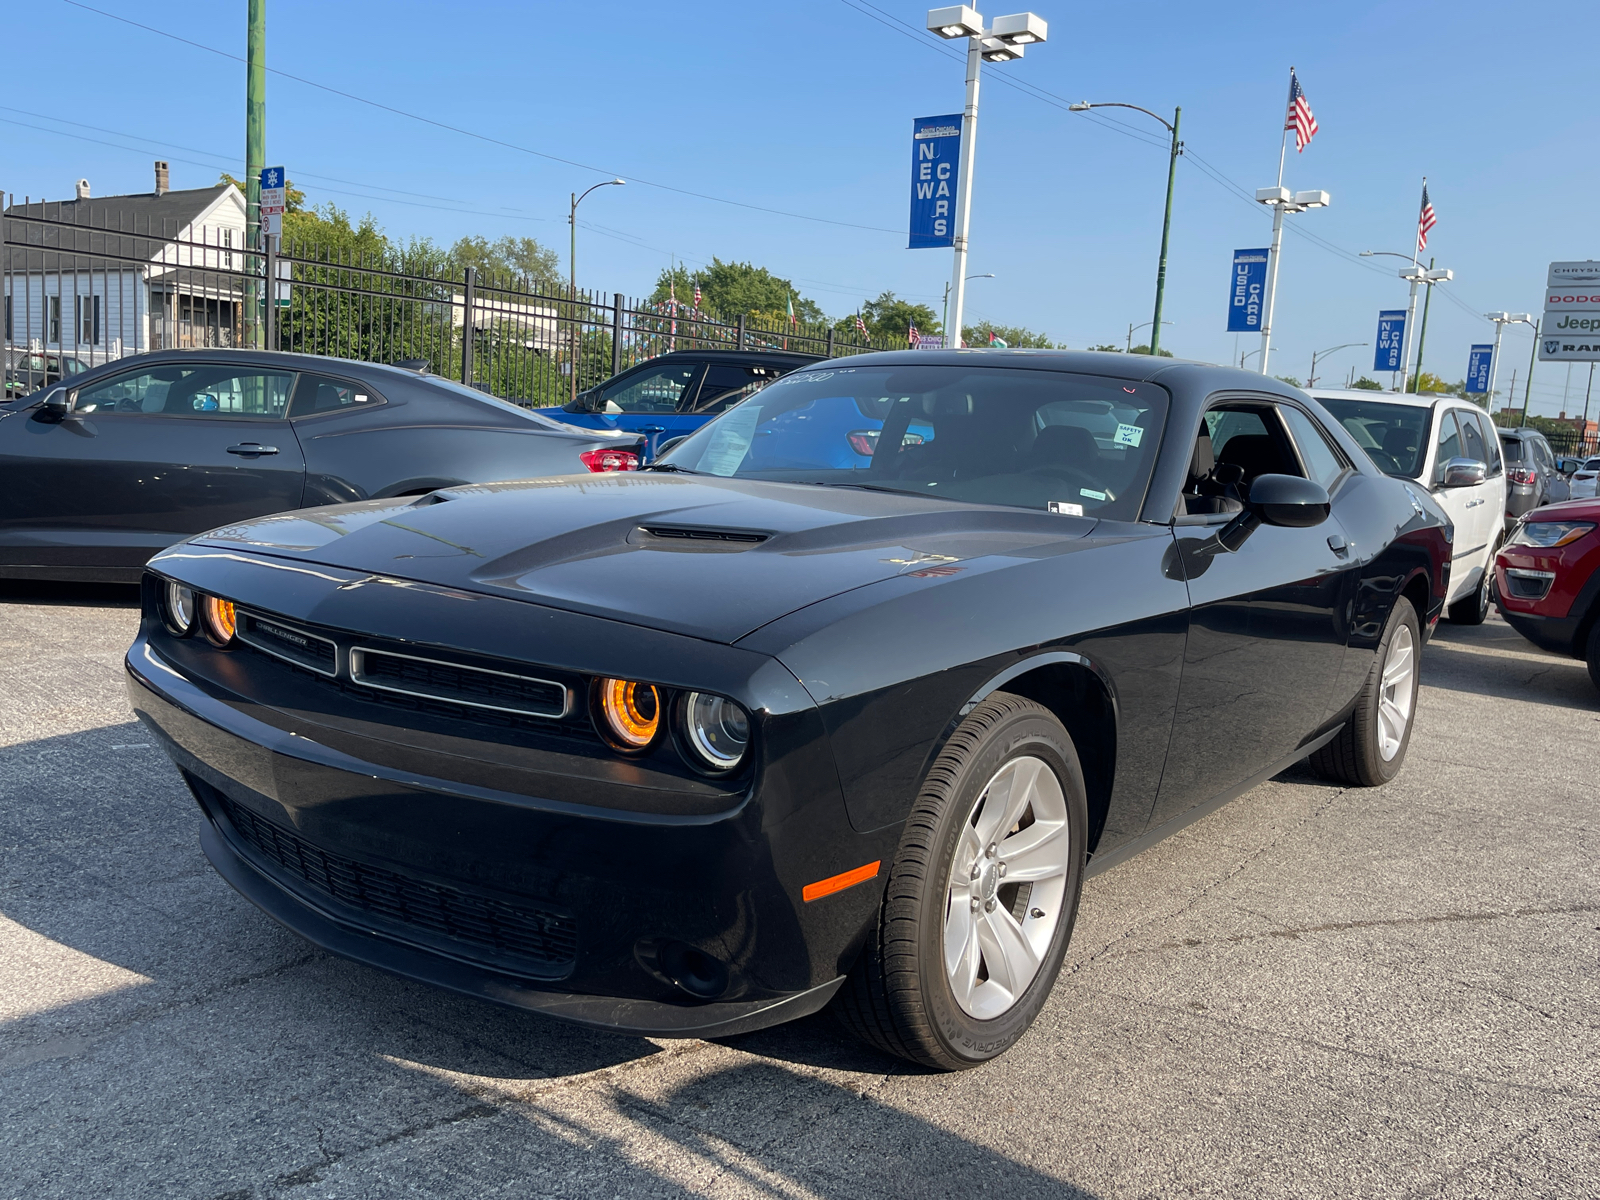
[202,595,237,646]
[163,581,197,636]
[595,677,661,751]
[680,691,750,772]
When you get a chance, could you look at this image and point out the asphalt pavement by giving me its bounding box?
[1,581,1595,1199]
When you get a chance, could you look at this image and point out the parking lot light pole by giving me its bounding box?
[1307,341,1366,388]
[943,272,994,345]
[927,8,1046,347]
[1125,319,1172,353]
[1484,312,1535,410]
[1070,102,1181,356]
[1408,259,1453,392]
[568,178,624,402]
[1256,186,1329,374]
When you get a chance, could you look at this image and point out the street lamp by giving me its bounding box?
[944,272,994,344]
[1483,312,1536,410]
[1125,318,1173,354]
[1255,186,1330,375]
[568,177,625,401]
[1070,101,1181,357]
[1306,341,1367,388]
[1361,249,1451,391]
[927,7,1046,347]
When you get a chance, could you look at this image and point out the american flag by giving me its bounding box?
[855,312,870,343]
[1285,69,1318,154]
[692,282,701,314]
[1417,181,1437,252]
[908,323,921,347]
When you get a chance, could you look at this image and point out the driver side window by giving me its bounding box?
[600,363,704,414]
[1433,411,1463,484]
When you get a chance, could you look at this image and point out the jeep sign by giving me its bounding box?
[1540,261,1600,360]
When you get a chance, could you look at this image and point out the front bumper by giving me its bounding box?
[127,625,889,1037]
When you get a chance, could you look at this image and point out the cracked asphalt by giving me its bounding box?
[1,581,1596,1199]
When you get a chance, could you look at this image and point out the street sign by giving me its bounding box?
[1374,310,1406,372]
[1465,344,1493,394]
[1541,260,1600,360]
[263,211,282,236]
[1225,249,1269,332]
[915,335,946,350]
[908,115,961,249]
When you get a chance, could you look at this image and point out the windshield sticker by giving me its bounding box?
[701,405,761,476]
[1079,488,1107,501]
[1114,423,1144,447]
[1048,501,1084,516]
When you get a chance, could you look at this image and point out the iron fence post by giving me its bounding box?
[612,293,623,377]
[263,234,277,351]
[827,327,835,359]
[737,313,746,350]
[460,266,475,386]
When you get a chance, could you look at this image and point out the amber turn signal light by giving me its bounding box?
[202,595,237,645]
[802,861,881,903]
[594,677,661,750]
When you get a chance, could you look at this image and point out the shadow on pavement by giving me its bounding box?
[1422,619,1597,712]
[0,579,141,608]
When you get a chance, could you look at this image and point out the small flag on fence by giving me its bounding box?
[1417,180,1437,252]
[988,331,1009,347]
[693,282,701,314]
[1286,68,1318,154]
[786,294,796,327]
[908,323,921,347]
[855,312,871,343]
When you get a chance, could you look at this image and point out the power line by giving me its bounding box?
[61,0,904,237]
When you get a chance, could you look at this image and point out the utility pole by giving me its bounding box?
[1410,257,1437,392]
[1149,106,1180,357]
[245,0,266,348]
[1521,318,1540,426]
[1583,363,1595,440]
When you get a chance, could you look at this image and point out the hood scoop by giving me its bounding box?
[631,524,770,552]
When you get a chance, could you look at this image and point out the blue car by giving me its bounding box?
[535,348,822,459]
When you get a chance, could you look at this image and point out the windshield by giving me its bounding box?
[655,364,1169,521]
[1317,396,1432,477]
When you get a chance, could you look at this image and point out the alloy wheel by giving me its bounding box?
[1377,623,1416,761]
[942,755,1070,1020]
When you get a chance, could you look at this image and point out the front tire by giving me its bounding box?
[1312,596,1421,786]
[1448,551,1496,626]
[833,693,1087,1070]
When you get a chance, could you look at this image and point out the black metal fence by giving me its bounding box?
[3,192,873,403]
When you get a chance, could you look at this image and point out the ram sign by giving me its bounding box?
[1540,261,1600,360]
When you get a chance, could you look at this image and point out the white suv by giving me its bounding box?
[1311,390,1508,624]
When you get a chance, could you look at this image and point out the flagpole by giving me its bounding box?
[1275,66,1293,189]
[1399,177,1425,390]
[1261,68,1294,375]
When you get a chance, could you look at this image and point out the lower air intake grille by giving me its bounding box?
[215,794,577,969]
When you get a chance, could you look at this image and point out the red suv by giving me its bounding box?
[1494,497,1600,690]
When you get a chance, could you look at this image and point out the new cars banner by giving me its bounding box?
[908,115,962,249]
[1375,310,1407,372]
[1225,249,1269,333]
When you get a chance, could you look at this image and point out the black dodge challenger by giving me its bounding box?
[127,351,1451,1069]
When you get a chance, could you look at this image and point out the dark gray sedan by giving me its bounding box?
[0,349,646,582]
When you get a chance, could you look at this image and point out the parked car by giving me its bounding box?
[4,349,91,397]
[1498,427,1570,524]
[1311,389,1507,623]
[1568,456,1600,500]
[0,349,646,583]
[534,348,823,458]
[1494,497,1600,691]
[129,351,1449,1070]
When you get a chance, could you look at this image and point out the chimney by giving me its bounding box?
[75,179,91,200]
[154,161,170,196]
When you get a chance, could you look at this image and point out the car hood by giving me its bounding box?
[185,473,1096,643]
[1523,496,1600,521]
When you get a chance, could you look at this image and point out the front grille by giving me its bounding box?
[214,794,578,969]
[350,647,569,719]
[237,611,338,676]
[1504,568,1555,601]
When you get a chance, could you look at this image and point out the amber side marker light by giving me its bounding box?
[802,861,881,903]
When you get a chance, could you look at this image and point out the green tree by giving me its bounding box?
[1275,375,1303,387]
[963,321,1056,349]
[282,202,392,260]
[1128,343,1173,357]
[449,235,560,288]
[1087,343,1122,353]
[650,259,824,322]
[848,291,938,344]
[1408,370,1452,394]
[1351,376,1384,390]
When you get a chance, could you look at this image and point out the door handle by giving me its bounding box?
[226,443,279,456]
[637,425,666,434]
[1327,533,1349,557]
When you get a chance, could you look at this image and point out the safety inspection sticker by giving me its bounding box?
[1114,423,1144,447]
[1048,501,1084,516]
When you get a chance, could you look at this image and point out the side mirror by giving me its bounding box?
[40,386,71,420]
[1557,457,1582,476]
[656,435,688,457]
[1249,473,1331,528]
[1437,457,1487,489]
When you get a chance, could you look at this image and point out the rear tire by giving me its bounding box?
[832,693,1087,1070]
[1312,596,1421,786]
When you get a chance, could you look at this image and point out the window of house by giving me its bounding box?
[46,296,61,345]
[77,295,101,346]
[222,228,234,270]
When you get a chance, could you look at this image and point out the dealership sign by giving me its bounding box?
[1226,249,1269,333]
[908,115,961,249]
[1374,310,1406,372]
[1542,261,1600,360]
[1465,345,1493,394]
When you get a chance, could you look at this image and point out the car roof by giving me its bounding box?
[1308,388,1452,409]
[645,348,825,366]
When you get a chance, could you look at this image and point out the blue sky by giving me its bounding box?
[8,0,1599,415]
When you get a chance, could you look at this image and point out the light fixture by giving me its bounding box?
[1292,189,1330,208]
[1255,186,1291,204]
[163,581,196,636]
[1423,267,1453,283]
[990,11,1047,43]
[927,5,984,36]
[593,677,662,752]
[980,36,1023,60]
[677,692,751,773]
[202,595,237,646]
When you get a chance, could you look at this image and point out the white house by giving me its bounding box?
[3,162,248,367]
